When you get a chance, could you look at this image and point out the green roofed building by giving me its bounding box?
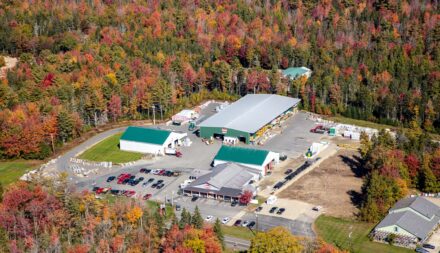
[120,126,187,155]
[281,67,312,80]
[199,94,300,144]
[213,145,280,176]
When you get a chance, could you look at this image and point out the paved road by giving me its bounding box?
[55,127,128,174]
[225,236,250,251]
[240,213,315,238]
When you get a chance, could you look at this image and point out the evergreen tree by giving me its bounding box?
[179,208,191,229]
[57,111,74,143]
[421,167,440,193]
[191,206,204,229]
[213,218,225,249]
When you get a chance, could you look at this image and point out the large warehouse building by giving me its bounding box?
[120,126,187,155]
[199,94,300,144]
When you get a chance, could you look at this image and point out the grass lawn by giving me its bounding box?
[79,133,144,164]
[221,225,255,241]
[0,160,40,185]
[315,215,413,253]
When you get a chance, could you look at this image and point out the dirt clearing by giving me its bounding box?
[278,149,363,218]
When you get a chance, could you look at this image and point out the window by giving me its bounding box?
[394,227,399,232]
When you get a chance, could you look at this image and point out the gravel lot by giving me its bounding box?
[278,149,363,218]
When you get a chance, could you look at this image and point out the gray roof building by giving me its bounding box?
[184,163,257,198]
[375,197,440,241]
[199,94,300,134]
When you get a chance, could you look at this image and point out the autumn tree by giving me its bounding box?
[239,190,253,205]
[249,227,302,253]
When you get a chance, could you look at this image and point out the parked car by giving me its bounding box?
[221,217,230,224]
[107,176,116,182]
[234,220,242,226]
[95,188,104,194]
[247,221,256,228]
[415,247,429,253]
[156,183,165,189]
[157,179,164,184]
[148,178,155,183]
[138,177,144,182]
[140,168,147,173]
[269,207,278,213]
[142,194,152,200]
[241,220,250,227]
[422,244,435,249]
[125,190,136,197]
[175,204,181,211]
[142,182,150,188]
[273,182,284,189]
[151,182,159,188]
[284,169,293,175]
[191,196,199,202]
[205,215,214,222]
[158,169,166,175]
[144,169,151,174]
[279,154,287,161]
[110,189,120,195]
[277,208,286,215]
[255,206,263,212]
[231,201,238,207]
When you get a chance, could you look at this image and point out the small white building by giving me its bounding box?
[172,109,198,125]
[119,126,187,155]
[213,145,279,177]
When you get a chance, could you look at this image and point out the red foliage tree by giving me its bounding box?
[239,190,253,205]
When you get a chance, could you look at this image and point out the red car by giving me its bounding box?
[158,169,166,175]
[117,173,132,184]
[125,190,136,197]
[95,188,104,194]
[143,194,152,200]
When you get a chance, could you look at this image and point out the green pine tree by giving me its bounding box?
[57,111,74,143]
[179,208,191,229]
[422,167,440,193]
[191,206,204,229]
[213,218,225,249]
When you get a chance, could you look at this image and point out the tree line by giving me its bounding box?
[0,0,439,159]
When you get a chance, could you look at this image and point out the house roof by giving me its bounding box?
[185,163,257,197]
[120,126,171,145]
[376,197,440,240]
[376,209,440,240]
[390,196,440,219]
[281,67,311,79]
[199,94,300,133]
[214,146,269,166]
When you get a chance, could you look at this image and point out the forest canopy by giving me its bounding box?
[0,0,439,159]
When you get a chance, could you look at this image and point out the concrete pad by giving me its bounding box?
[258,198,322,220]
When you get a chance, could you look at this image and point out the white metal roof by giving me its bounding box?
[199,94,300,133]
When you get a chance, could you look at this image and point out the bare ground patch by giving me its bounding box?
[278,149,363,218]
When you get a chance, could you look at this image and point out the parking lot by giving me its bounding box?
[70,103,333,240]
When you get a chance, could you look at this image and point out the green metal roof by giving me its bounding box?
[120,126,171,145]
[214,145,269,166]
[282,67,310,79]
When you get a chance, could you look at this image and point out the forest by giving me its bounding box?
[0,0,439,159]
[0,177,342,252]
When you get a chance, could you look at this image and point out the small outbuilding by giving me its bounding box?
[119,126,187,155]
[213,145,279,176]
[281,67,312,80]
[171,109,198,125]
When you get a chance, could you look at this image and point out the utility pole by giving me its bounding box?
[50,133,55,153]
[152,105,156,125]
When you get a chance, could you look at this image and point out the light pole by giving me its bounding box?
[255,212,259,233]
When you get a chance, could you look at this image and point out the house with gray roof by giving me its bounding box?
[373,196,440,248]
[199,94,300,144]
[183,163,258,201]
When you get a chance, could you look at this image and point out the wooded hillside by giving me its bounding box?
[0,0,439,159]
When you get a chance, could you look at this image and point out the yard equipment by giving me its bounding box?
[188,121,196,131]
[165,148,182,157]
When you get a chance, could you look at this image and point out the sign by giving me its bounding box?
[221,128,227,134]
